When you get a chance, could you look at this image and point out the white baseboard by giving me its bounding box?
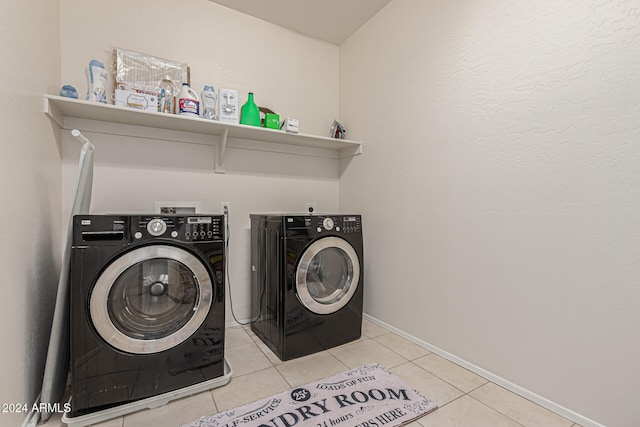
[363,313,605,427]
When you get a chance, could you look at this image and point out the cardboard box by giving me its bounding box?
[114,89,158,112]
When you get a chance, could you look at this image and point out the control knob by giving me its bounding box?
[147,218,167,236]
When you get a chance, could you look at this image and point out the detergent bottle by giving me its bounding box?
[201,85,217,120]
[240,92,260,126]
[178,83,199,116]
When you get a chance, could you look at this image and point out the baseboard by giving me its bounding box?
[363,313,605,427]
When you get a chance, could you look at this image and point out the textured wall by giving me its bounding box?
[0,0,61,425]
[339,1,640,426]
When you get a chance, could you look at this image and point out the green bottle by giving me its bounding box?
[240,92,261,126]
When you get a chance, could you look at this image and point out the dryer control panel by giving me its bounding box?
[283,214,362,237]
[341,216,361,234]
[314,215,361,234]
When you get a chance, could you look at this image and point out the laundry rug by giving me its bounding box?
[182,363,437,427]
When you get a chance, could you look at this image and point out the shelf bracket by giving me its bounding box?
[340,142,363,158]
[44,97,64,128]
[215,128,229,173]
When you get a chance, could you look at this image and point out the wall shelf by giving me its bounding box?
[44,95,362,173]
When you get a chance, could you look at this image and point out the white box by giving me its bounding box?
[281,118,299,133]
[114,89,158,112]
[218,89,239,123]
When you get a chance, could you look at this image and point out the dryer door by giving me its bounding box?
[89,245,213,354]
[295,236,360,315]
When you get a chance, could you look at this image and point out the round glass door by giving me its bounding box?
[295,237,360,314]
[89,245,212,354]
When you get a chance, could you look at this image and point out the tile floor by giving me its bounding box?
[43,320,583,427]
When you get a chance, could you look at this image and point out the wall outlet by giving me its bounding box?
[221,202,230,214]
[305,203,317,214]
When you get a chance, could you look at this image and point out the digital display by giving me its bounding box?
[188,217,212,224]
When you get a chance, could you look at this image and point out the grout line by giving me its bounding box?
[273,364,293,389]
[467,393,528,427]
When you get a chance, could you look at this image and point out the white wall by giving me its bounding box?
[339,1,640,426]
[0,0,61,425]
[59,0,341,321]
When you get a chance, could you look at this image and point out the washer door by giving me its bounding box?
[295,237,360,315]
[89,245,213,354]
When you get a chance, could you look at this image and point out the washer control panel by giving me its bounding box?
[73,215,225,246]
[184,216,222,241]
[136,215,224,242]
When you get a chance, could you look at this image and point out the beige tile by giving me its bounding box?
[225,341,273,377]
[391,362,464,408]
[255,334,287,365]
[470,382,574,427]
[244,326,287,366]
[329,339,408,369]
[276,351,348,387]
[225,326,255,349]
[420,395,522,427]
[211,367,290,411]
[362,319,389,338]
[374,333,431,360]
[413,353,487,393]
[242,324,259,340]
[123,391,216,427]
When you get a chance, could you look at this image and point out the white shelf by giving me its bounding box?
[44,95,362,173]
